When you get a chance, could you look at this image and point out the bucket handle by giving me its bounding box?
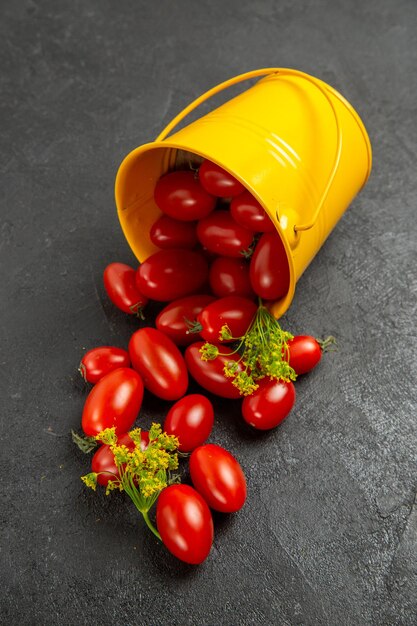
[156,68,342,233]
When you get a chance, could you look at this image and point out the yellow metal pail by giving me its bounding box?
[115,68,372,318]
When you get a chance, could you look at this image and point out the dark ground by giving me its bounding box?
[1,1,416,625]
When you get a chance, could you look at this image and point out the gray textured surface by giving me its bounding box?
[1,1,416,625]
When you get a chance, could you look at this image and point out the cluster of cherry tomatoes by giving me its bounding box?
[76,158,332,565]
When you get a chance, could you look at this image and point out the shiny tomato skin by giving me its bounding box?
[156,484,214,564]
[103,263,148,315]
[209,256,255,299]
[189,444,247,513]
[136,249,209,302]
[150,215,198,250]
[81,368,144,436]
[230,190,276,233]
[197,211,254,258]
[185,342,243,399]
[92,431,149,486]
[250,232,290,300]
[288,335,322,375]
[198,160,245,198]
[129,328,188,400]
[155,294,216,346]
[80,347,130,384]
[242,379,295,430]
[154,171,216,221]
[197,296,257,343]
[163,394,214,452]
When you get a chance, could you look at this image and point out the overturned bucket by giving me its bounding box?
[115,68,372,318]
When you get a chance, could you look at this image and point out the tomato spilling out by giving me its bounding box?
[242,379,295,430]
[155,294,215,346]
[230,190,276,232]
[196,296,258,343]
[81,368,144,436]
[136,249,209,302]
[250,232,290,300]
[185,342,244,399]
[189,444,247,513]
[154,170,216,221]
[129,328,188,401]
[79,347,130,384]
[163,394,214,452]
[197,211,254,258]
[150,215,198,250]
[287,335,322,375]
[156,484,214,564]
[209,256,255,299]
[92,431,149,486]
[103,263,148,316]
[198,160,245,198]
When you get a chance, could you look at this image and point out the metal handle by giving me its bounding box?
[156,68,342,233]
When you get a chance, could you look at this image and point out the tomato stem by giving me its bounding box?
[317,335,337,352]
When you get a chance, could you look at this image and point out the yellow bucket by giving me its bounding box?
[115,68,372,318]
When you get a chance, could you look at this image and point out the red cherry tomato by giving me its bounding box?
[103,263,148,315]
[79,347,130,384]
[189,444,247,513]
[163,394,214,452]
[185,342,244,399]
[197,296,257,343]
[155,294,215,346]
[250,232,290,300]
[242,378,295,430]
[129,328,188,400]
[197,211,254,258]
[230,190,276,232]
[154,171,215,221]
[288,335,322,375]
[136,249,208,302]
[209,256,255,299]
[81,368,144,436]
[156,484,214,564]
[92,431,149,486]
[150,215,198,250]
[198,160,245,197]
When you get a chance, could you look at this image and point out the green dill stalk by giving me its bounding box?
[199,301,297,396]
[81,424,180,541]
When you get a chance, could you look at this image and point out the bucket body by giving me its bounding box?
[115,68,372,318]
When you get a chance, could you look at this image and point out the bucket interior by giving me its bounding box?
[115,145,295,318]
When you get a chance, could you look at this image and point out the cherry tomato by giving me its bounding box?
[154,171,215,221]
[198,160,245,197]
[79,347,130,384]
[209,256,255,299]
[288,335,322,375]
[103,263,148,315]
[136,249,209,302]
[150,215,198,250]
[197,296,257,343]
[163,394,214,452]
[185,342,244,399]
[242,378,295,430]
[189,444,247,513]
[156,294,216,346]
[250,232,290,300]
[156,484,214,564]
[81,368,144,436]
[92,431,149,486]
[197,211,254,258]
[129,328,188,400]
[230,190,275,232]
